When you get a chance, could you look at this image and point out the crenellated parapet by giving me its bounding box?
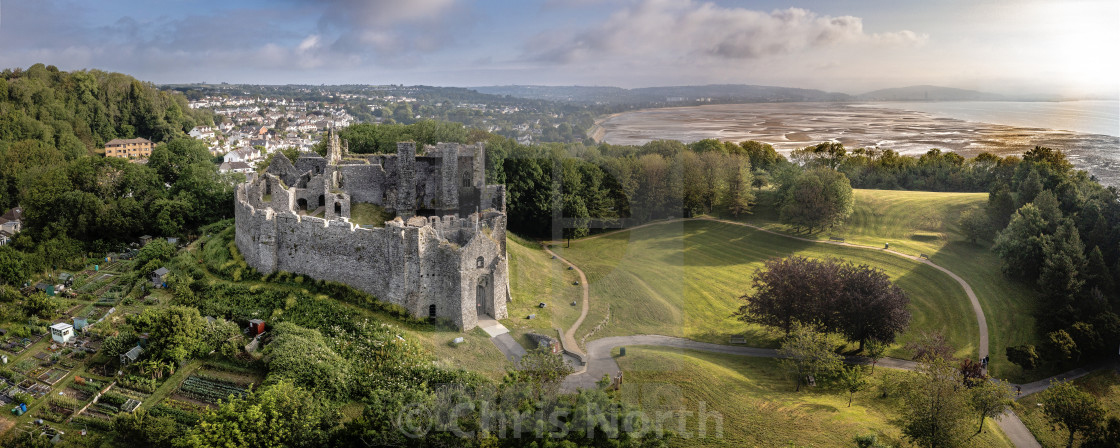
[236,140,507,330]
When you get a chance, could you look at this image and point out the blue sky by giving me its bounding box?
[1,0,1116,96]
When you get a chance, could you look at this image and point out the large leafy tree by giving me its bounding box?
[777,323,843,392]
[737,256,910,348]
[779,167,854,233]
[900,358,972,448]
[183,381,337,448]
[1042,380,1107,448]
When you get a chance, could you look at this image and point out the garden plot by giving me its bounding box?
[36,368,70,386]
[173,375,248,406]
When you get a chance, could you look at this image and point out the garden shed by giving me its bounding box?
[151,267,170,288]
[49,323,73,344]
[121,346,144,366]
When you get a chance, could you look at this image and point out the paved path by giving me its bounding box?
[542,218,1051,446]
[478,316,527,364]
[541,245,589,357]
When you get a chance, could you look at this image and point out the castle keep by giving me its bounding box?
[234,130,509,330]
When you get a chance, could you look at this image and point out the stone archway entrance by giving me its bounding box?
[297,198,308,211]
[476,275,490,318]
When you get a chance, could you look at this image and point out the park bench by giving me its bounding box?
[828,236,845,242]
[729,336,747,344]
[919,253,930,260]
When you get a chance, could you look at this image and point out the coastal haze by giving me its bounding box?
[594,101,1120,185]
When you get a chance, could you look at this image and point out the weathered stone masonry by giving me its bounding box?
[234,132,508,330]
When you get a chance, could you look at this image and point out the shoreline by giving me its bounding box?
[590,101,1119,185]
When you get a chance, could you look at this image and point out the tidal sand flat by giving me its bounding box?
[597,102,1120,185]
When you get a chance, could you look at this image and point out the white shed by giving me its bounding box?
[50,323,74,344]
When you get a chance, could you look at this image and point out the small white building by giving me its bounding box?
[50,323,74,344]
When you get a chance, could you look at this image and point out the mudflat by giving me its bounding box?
[596,102,1119,185]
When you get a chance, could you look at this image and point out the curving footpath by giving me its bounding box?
[541,245,589,357]
[543,218,1050,446]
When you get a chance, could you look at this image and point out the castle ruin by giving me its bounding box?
[234,130,509,330]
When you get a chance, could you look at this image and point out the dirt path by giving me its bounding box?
[541,245,589,357]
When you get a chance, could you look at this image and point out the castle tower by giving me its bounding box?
[327,127,342,166]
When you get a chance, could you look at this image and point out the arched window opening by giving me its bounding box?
[476,256,485,268]
[428,304,437,319]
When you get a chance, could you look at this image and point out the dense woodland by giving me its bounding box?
[0,66,229,280]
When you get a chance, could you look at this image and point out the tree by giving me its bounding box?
[864,339,888,373]
[1017,169,1043,207]
[112,409,181,447]
[1047,329,1079,364]
[737,256,841,335]
[1038,220,1087,305]
[129,306,209,363]
[993,204,1048,279]
[1042,380,1107,448]
[835,262,911,350]
[987,185,1017,230]
[906,330,955,363]
[182,381,336,448]
[514,346,575,398]
[722,154,753,217]
[263,322,351,401]
[958,207,992,244]
[900,358,971,448]
[838,365,869,407]
[0,246,28,286]
[779,167,853,233]
[778,323,842,392]
[968,380,1014,435]
[1005,345,1039,370]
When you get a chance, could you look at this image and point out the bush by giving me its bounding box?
[1006,344,1040,370]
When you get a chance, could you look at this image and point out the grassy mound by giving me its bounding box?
[616,346,1012,448]
[741,189,1042,381]
[504,234,583,344]
[556,219,979,360]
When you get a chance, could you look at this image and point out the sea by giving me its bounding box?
[858,100,1119,138]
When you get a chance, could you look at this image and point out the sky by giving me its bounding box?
[0,0,1117,97]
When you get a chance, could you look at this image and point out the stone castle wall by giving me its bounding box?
[234,140,507,330]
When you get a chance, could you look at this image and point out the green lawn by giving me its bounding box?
[349,202,392,227]
[1016,369,1120,448]
[739,188,1045,381]
[556,219,979,360]
[504,234,583,338]
[615,346,1012,448]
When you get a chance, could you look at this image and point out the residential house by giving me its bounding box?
[189,126,215,139]
[0,230,12,246]
[219,161,254,174]
[104,138,154,159]
[0,207,22,234]
[223,148,262,164]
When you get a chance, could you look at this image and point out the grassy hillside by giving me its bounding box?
[741,189,1044,381]
[556,219,980,360]
[616,346,1012,448]
[504,234,583,344]
[1016,370,1120,448]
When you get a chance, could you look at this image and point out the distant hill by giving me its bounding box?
[472,84,852,105]
[856,85,1004,101]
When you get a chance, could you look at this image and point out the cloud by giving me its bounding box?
[0,0,471,79]
[524,0,927,64]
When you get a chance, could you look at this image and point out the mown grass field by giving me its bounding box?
[1016,369,1120,448]
[740,189,1044,381]
[556,219,979,360]
[615,346,1012,448]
